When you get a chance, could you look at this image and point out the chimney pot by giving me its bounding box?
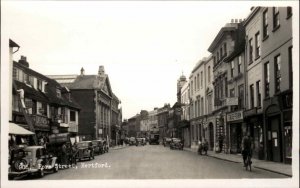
[80,67,85,76]
[18,55,29,68]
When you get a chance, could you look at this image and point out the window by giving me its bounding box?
[70,110,76,122]
[220,47,223,58]
[224,43,227,56]
[287,6,292,18]
[213,57,216,65]
[238,84,244,109]
[197,74,200,90]
[12,95,20,112]
[200,71,203,88]
[256,81,261,107]
[263,10,269,38]
[231,61,234,78]
[255,32,261,58]
[238,56,242,74]
[56,88,61,98]
[273,7,280,29]
[288,46,293,88]
[250,84,254,109]
[194,77,197,92]
[201,97,204,116]
[217,52,219,62]
[274,55,281,93]
[18,69,23,82]
[264,62,270,97]
[191,81,193,95]
[29,76,34,86]
[249,39,253,63]
[37,79,42,90]
[230,88,235,97]
[12,68,18,80]
[208,66,211,83]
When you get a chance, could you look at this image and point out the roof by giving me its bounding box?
[208,23,239,52]
[9,39,20,48]
[67,75,106,90]
[13,61,81,110]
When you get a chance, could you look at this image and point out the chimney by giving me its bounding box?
[80,67,85,76]
[98,65,105,76]
[18,55,29,68]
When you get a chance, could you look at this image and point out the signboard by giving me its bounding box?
[98,128,103,134]
[48,133,70,144]
[225,97,239,106]
[227,110,243,122]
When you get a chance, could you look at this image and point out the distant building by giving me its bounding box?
[157,104,170,140]
[48,66,121,144]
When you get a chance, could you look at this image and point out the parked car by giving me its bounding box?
[163,137,172,147]
[170,138,183,150]
[75,141,94,161]
[8,148,30,180]
[92,140,104,155]
[129,137,136,146]
[135,137,145,146]
[9,146,59,179]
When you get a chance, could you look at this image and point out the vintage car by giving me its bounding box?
[163,137,172,147]
[8,148,30,180]
[75,141,94,161]
[92,140,104,155]
[135,137,145,146]
[170,138,183,150]
[9,146,59,179]
[129,137,136,146]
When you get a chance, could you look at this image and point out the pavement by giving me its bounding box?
[183,147,292,177]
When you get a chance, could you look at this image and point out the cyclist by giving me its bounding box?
[242,133,253,167]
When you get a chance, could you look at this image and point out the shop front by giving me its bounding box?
[264,90,293,164]
[227,110,244,154]
[244,107,264,160]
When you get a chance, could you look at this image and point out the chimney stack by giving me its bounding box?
[80,67,85,76]
[98,65,105,76]
[18,55,29,68]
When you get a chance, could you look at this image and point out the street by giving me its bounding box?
[29,145,288,180]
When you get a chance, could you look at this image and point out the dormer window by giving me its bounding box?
[37,79,43,90]
[56,88,61,98]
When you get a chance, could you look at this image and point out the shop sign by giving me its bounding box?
[227,110,243,122]
[225,97,239,106]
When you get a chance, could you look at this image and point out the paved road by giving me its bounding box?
[29,145,287,179]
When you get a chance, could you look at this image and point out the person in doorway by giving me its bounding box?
[242,133,253,167]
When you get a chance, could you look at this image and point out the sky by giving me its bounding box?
[2,1,297,119]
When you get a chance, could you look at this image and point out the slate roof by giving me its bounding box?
[13,61,81,110]
[66,75,107,90]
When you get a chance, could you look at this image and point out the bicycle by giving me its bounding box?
[244,153,252,171]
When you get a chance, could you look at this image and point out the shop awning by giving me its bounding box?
[9,123,35,135]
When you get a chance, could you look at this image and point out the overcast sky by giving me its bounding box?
[2,1,296,119]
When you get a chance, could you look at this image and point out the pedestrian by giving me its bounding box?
[242,133,253,167]
[61,143,68,166]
